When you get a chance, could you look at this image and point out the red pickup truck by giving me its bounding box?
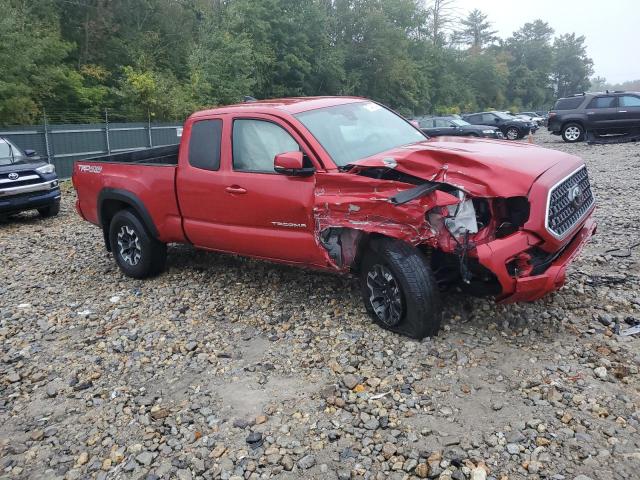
[72,97,596,339]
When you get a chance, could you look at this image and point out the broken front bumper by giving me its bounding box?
[475,216,597,303]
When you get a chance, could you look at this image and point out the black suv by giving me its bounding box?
[0,137,61,220]
[415,116,504,139]
[462,111,531,140]
[548,91,640,142]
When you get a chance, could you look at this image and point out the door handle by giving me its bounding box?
[587,112,595,115]
[618,110,628,113]
[225,186,247,194]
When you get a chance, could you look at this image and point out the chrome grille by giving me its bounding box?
[547,166,594,238]
[0,171,42,188]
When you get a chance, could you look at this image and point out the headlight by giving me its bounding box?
[482,130,495,134]
[36,164,56,175]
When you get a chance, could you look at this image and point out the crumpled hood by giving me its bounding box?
[351,136,583,197]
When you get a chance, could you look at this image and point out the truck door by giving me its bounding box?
[177,114,327,266]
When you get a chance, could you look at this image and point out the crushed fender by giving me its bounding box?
[313,171,463,270]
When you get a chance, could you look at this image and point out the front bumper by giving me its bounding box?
[475,216,596,303]
[0,187,61,215]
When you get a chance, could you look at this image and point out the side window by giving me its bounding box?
[434,119,450,128]
[233,119,300,173]
[619,95,640,107]
[188,119,222,171]
[419,119,434,128]
[482,113,496,123]
[554,97,584,110]
[587,96,616,109]
[466,115,479,124]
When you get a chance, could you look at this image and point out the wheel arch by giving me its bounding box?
[97,188,159,251]
[561,119,585,130]
[320,227,411,274]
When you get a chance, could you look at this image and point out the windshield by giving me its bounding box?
[451,119,470,127]
[0,139,26,166]
[295,101,426,166]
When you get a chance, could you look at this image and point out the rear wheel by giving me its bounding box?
[562,123,584,143]
[505,126,520,140]
[38,202,60,218]
[360,238,442,339]
[108,209,166,278]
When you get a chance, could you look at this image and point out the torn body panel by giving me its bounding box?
[313,172,466,271]
[313,147,596,305]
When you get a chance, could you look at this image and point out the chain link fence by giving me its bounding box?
[0,110,182,178]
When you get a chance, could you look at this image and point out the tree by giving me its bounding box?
[424,0,457,46]
[505,20,555,108]
[551,33,593,98]
[0,0,600,123]
[455,9,497,51]
[0,0,78,124]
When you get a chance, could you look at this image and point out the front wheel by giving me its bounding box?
[108,209,167,279]
[360,238,442,339]
[562,123,584,143]
[505,127,520,140]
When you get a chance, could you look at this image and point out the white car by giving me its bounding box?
[517,112,546,126]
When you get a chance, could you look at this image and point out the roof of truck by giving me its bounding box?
[190,96,367,118]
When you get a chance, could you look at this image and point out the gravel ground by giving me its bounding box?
[1,131,639,480]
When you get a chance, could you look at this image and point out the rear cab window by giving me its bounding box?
[188,119,222,170]
[553,97,585,110]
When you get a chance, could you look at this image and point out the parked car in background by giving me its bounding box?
[0,137,61,220]
[462,111,532,140]
[415,116,504,139]
[519,112,546,126]
[73,96,596,339]
[548,91,640,142]
[512,114,539,132]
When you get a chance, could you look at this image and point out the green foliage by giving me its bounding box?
[0,0,599,125]
[552,34,593,98]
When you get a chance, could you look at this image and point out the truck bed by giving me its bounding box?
[73,145,186,244]
[84,144,179,165]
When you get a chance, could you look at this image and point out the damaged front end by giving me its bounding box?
[314,150,596,303]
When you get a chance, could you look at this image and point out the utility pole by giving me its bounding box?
[105,108,111,155]
[43,109,52,164]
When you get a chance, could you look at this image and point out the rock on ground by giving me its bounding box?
[1,131,639,479]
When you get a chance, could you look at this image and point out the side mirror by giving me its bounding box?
[274,151,314,176]
[24,149,36,157]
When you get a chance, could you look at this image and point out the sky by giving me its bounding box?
[454,0,640,84]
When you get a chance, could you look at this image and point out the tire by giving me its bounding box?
[38,202,60,218]
[505,126,520,140]
[108,209,167,278]
[562,123,584,143]
[360,237,442,339]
